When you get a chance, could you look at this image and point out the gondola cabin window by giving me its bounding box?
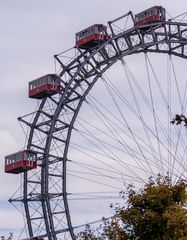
[76,24,108,49]
[135,6,166,27]
[29,74,62,99]
[5,150,37,174]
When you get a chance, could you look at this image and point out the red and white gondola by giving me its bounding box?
[76,24,108,49]
[29,74,62,99]
[5,150,37,174]
[135,6,166,27]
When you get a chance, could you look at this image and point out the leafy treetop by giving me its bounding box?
[77,174,187,240]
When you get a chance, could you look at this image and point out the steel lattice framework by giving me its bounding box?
[10,12,187,240]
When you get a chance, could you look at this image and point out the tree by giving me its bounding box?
[1,233,13,240]
[170,114,187,127]
[77,175,187,240]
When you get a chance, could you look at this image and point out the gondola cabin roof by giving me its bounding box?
[76,24,108,49]
[29,74,62,99]
[5,150,37,174]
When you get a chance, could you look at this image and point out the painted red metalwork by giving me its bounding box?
[29,74,62,99]
[76,24,108,49]
[5,150,37,174]
[135,6,166,27]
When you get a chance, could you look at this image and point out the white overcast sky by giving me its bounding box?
[0,0,187,238]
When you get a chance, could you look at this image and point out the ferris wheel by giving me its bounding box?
[5,6,187,240]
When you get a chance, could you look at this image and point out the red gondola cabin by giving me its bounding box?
[135,6,166,27]
[76,24,108,49]
[29,74,62,99]
[5,150,37,174]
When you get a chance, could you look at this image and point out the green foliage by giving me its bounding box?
[171,114,187,127]
[76,224,102,240]
[77,175,187,240]
[1,233,13,240]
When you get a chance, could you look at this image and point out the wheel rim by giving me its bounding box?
[10,17,187,240]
